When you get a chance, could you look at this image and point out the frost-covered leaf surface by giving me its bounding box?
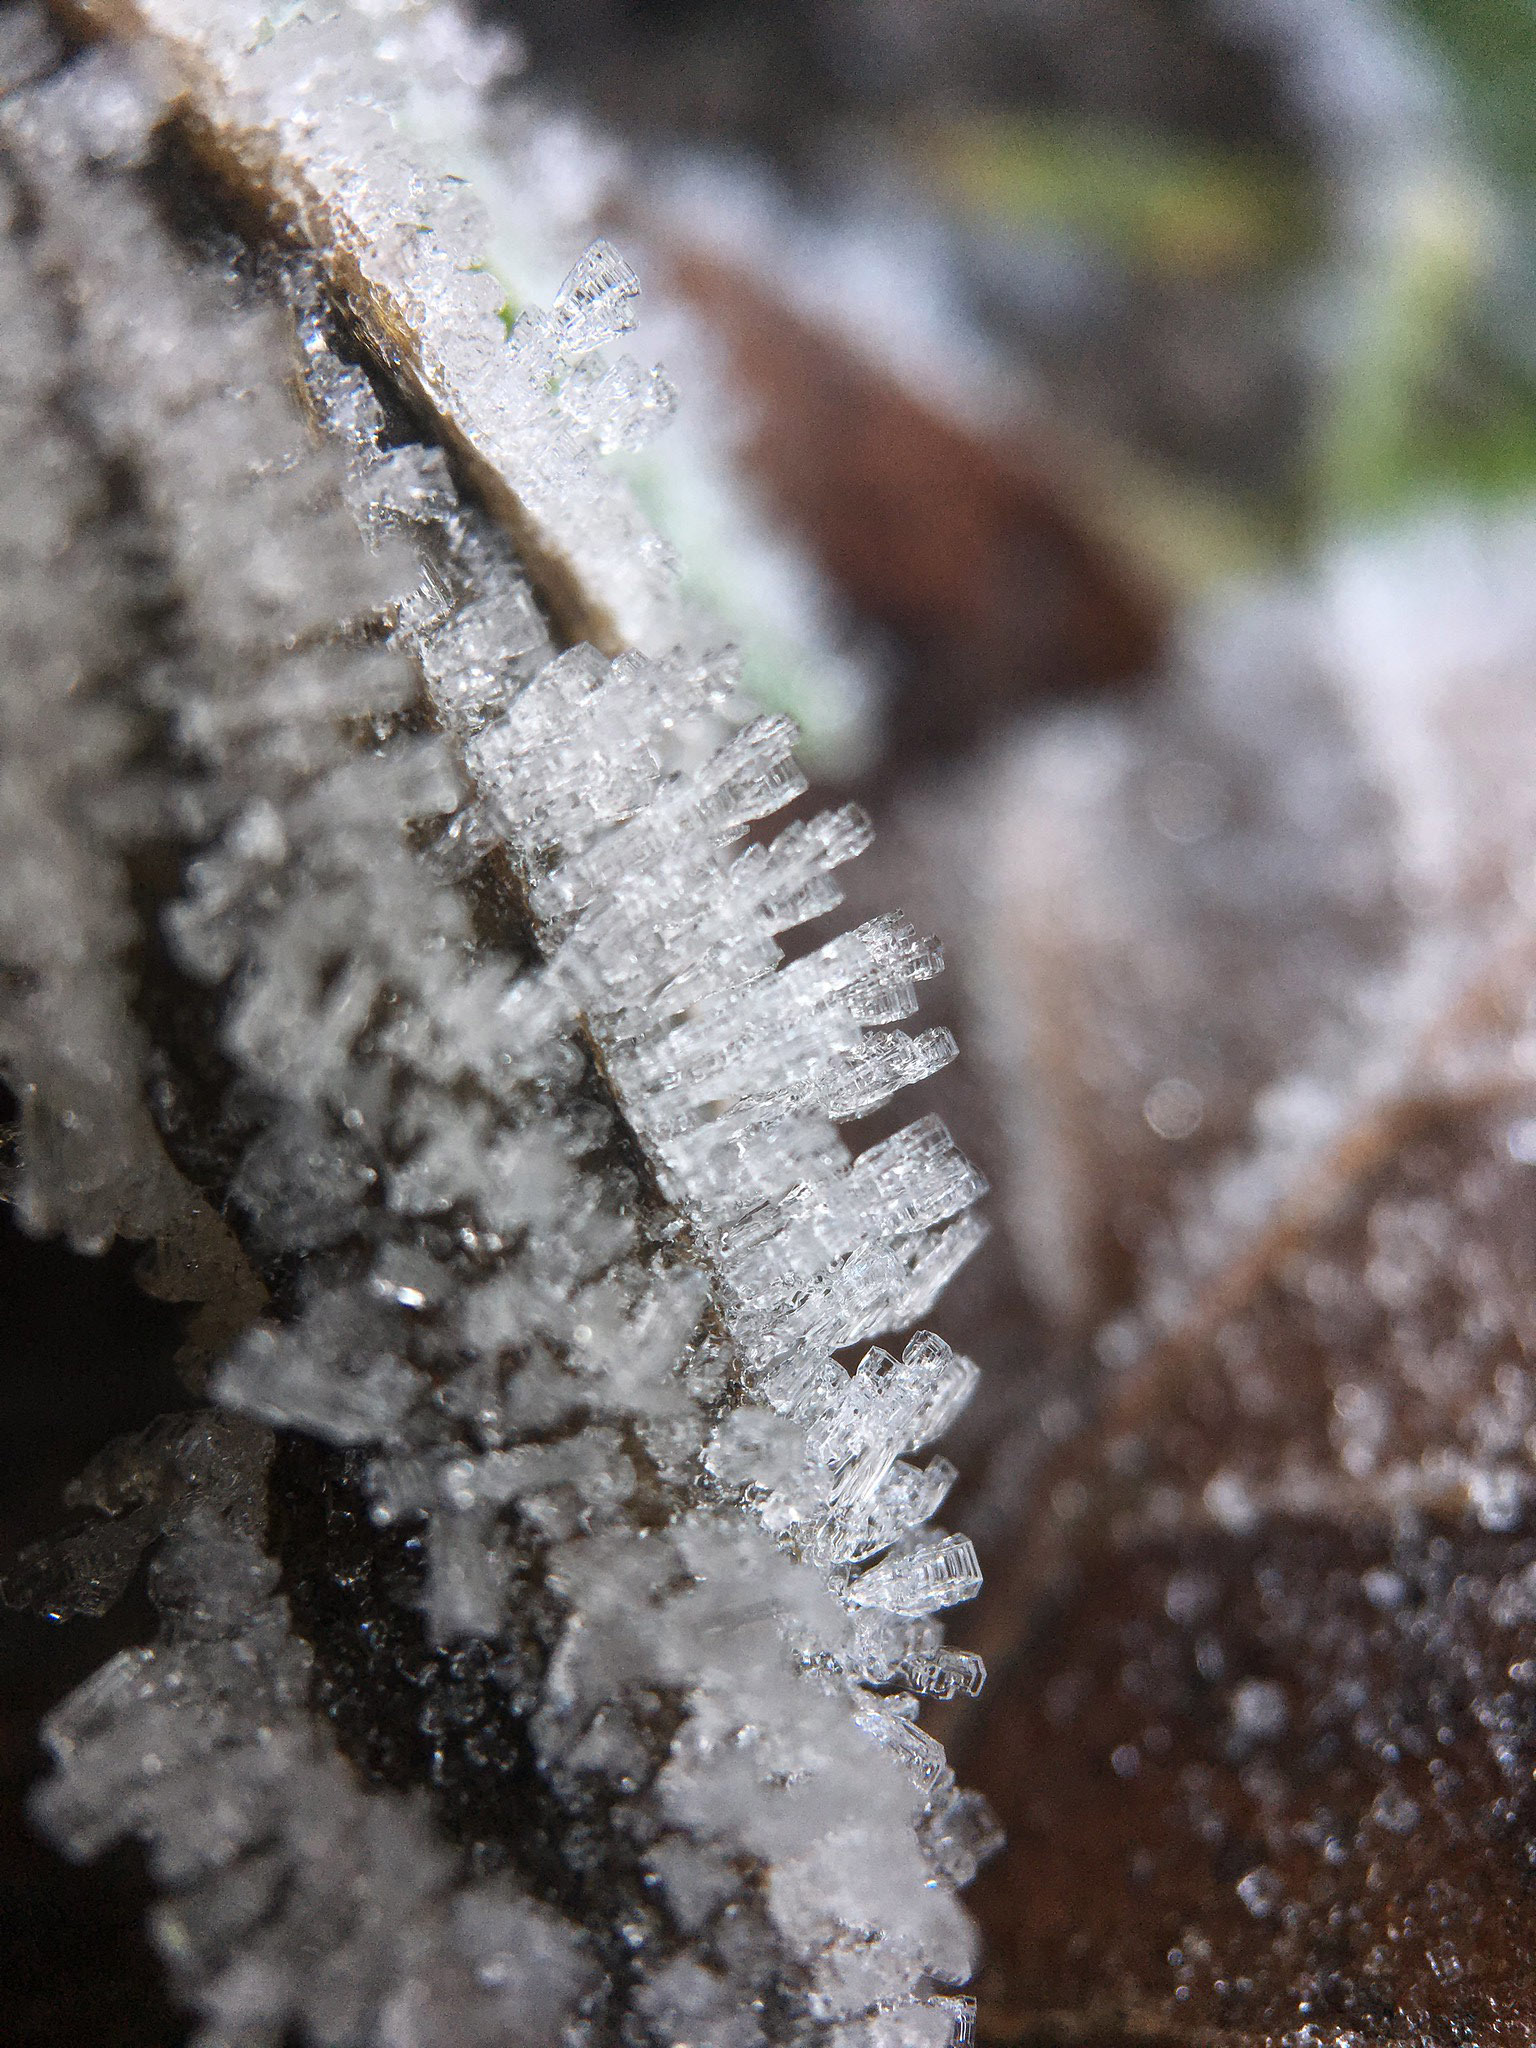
[954,517,1536,2043]
[0,6,992,2044]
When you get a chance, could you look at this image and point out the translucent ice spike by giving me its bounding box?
[923,1788,1006,1889]
[425,1503,506,1641]
[215,1325,420,1446]
[847,1536,984,1615]
[39,1646,157,1765]
[901,1648,987,1702]
[806,1339,970,1504]
[818,1027,958,1123]
[413,582,548,727]
[533,724,805,920]
[747,1346,848,1422]
[844,1117,988,1241]
[781,915,944,1032]
[726,1242,913,1377]
[694,713,808,838]
[895,1333,981,1451]
[731,805,874,934]
[890,1211,990,1328]
[812,1457,959,1567]
[854,916,945,1014]
[536,239,641,358]
[468,643,672,846]
[853,1693,952,1795]
[806,1341,972,1543]
[927,1996,978,2047]
[558,353,678,456]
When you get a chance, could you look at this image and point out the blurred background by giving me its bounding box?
[487,0,1536,759]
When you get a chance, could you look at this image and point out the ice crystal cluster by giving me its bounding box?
[0,5,992,2044]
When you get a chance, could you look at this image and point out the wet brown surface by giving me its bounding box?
[1075,1092,1536,1539]
[952,1070,1536,2045]
[962,1518,1536,2046]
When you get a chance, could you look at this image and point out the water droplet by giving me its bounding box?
[1236,1865,1284,1917]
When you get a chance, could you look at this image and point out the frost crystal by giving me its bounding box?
[0,6,991,2043]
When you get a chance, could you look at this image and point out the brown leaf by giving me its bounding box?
[945,527,1536,2043]
[660,241,1166,755]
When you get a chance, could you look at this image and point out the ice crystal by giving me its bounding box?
[0,6,990,2044]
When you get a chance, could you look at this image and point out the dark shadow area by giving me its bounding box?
[0,1212,192,2048]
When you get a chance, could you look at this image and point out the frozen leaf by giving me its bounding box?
[955,512,1536,2046]
[0,10,987,2043]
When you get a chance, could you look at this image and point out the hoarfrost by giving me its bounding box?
[0,6,991,2043]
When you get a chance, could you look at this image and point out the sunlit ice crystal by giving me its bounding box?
[521,235,641,358]
[922,1790,1004,1892]
[557,350,679,456]
[927,1995,978,2047]
[1,14,992,2043]
[843,1118,987,1242]
[811,1456,960,1568]
[806,1336,978,1516]
[853,1692,953,1797]
[819,1026,959,1121]
[735,803,874,933]
[901,1646,987,1702]
[848,1536,985,1616]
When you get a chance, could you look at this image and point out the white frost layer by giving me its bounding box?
[4,11,993,2045]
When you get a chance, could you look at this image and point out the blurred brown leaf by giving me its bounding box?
[943,526,1536,2043]
[663,242,1166,757]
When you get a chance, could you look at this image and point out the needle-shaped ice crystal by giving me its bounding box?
[849,1537,985,1615]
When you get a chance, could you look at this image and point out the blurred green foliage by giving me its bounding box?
[915,11,1536,552]
[1318,1,1536,524]
[1310,168,1536,522]
[919,114,1313,279]
[1404,0,1536,201]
